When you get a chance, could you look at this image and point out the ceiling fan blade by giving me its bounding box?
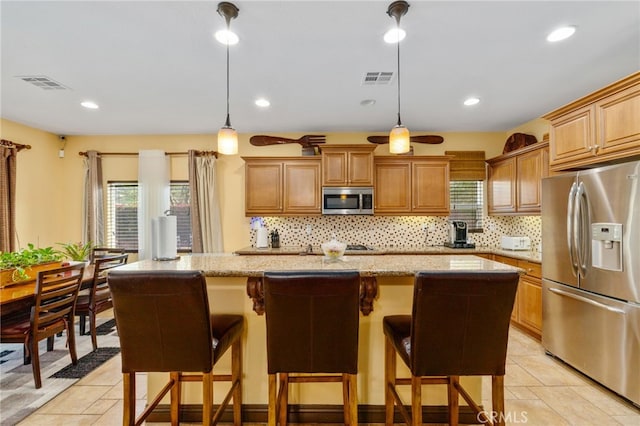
[367,135,444,144]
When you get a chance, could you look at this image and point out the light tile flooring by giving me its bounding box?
[16,326,640,425]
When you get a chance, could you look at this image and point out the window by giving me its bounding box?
[450,181,484,232]
[106,181,192,251]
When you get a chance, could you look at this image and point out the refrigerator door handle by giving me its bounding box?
[567,182,579,276]
[575,182,590,277]
[548,287,626,315]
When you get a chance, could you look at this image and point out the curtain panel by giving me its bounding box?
[137,150,169,260]
[83,151,104,246]
[0,146,17,252]
[188,150,223,253]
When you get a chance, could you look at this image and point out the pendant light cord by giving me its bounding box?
[396,29,402,127]
[225,33,231,127]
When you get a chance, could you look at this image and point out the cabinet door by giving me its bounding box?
[518,276,542,336]
[488,157,516,214]
[374,159,411,213]
[494,255,520,321]
[348,151,374,186]
[322,151,347,186]
[596,84,640,159]
[245,161,282,215]
[412,160,450,215]
[516,147,546,213]
[549,104,596,168]
[283,161,321,214]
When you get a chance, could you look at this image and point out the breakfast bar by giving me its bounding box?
[117,253,522,423]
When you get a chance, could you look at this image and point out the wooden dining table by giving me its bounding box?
[0,265,95,318]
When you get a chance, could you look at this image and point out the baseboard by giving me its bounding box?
[146,403,481,424]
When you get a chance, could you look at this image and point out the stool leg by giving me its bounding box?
[342,374,350,424]
[123,372,136,426]
[278,372,288,426]
[492,375,505,426]
[448,376,460,426]
[384,337,396,426]
[411,375,422,426]
[231,338,242,425]
[348,373,358,426]
[170,372,180,426]
[203,372,213,426]
[268,374,277,426]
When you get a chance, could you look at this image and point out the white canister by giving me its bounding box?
[256,227,269,248]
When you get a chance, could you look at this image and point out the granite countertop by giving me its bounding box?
[117,253,523,278]
[234,246,542,263]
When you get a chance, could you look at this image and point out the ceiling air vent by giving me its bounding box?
[17,75,69,90]
[362,71,394,86]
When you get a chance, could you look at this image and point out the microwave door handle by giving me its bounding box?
[358,193,363,213]
[567,182,579,276]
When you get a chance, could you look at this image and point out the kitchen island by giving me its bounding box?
[117,254,521,423]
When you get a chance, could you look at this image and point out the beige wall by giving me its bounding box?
[2,118,519,252]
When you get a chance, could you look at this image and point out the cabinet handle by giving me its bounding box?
[593,144,599,153]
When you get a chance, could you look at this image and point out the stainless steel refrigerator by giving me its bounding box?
[541,160,640,407]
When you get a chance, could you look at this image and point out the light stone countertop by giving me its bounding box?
[116,253,523,277]
[233,246,542,263]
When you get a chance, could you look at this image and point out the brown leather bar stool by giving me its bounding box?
[263,270,361,426]
[383,271,519,426]
[108,270,244,426]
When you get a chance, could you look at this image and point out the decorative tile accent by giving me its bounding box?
[249,216,542,248]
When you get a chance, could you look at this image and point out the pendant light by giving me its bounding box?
[217,2,239,155]
[387,1,410,154]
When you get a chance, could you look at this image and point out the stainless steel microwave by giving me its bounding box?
[322,187,374,215]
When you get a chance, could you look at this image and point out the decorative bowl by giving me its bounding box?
[321,239,347,260]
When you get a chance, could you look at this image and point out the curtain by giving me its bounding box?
[188,150,223,253]
[0,146,17,252]
[83,151,104,246]
[138,150,169,260]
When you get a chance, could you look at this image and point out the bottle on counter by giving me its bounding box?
[271,229,280,248]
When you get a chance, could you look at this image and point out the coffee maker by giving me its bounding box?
[444,221,475,248]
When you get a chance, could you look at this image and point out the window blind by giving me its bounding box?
[450,181,484,232]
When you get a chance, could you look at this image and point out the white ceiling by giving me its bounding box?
[1,1,639,137]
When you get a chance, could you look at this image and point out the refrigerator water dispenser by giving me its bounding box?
[591,223,622,271]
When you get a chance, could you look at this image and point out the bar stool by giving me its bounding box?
[108,270,244,426]
[383,271,519,426]
[263,270,361,426]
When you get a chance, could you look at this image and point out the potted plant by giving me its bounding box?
[56,241,94,263]
[0,243,64,285]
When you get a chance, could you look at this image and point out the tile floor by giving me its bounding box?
[14,325,640,426]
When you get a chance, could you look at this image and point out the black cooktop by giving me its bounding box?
[346,244,373,251]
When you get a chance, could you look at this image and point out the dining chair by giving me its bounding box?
[75,253,128,351]
[0,263,85,388]
[108,270,244,425]
[383,271,519,426]
[90,247,125,263]
[263,270,361,426]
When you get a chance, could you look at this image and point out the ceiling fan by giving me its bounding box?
[367,135,444,145]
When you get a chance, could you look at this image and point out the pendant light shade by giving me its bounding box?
[217,2,239,155]
[387,1,410,154]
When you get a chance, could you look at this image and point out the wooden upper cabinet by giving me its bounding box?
[245,159,283,215]
[544,72,640,171]
[321,145,376,186]
[412,159,450,214]
[243,157,321,216]
[374,158,411,213]
[283,160,321,213]
[487,157,516,214]
[487,141,549,215]
[374,156,450,215]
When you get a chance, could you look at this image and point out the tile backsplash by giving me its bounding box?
[249,216,541,249]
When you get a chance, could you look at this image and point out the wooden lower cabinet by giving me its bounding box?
[493,255,542,339]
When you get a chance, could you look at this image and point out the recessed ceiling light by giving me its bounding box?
[546,26,576,42]
[255,98,270,107]
[215,29,239,45]
[81,101,99,109]
[360,99,376,106]
[463,97,480,106]
[383,28,406,44]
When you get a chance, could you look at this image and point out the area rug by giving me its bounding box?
[0,317,121,425]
